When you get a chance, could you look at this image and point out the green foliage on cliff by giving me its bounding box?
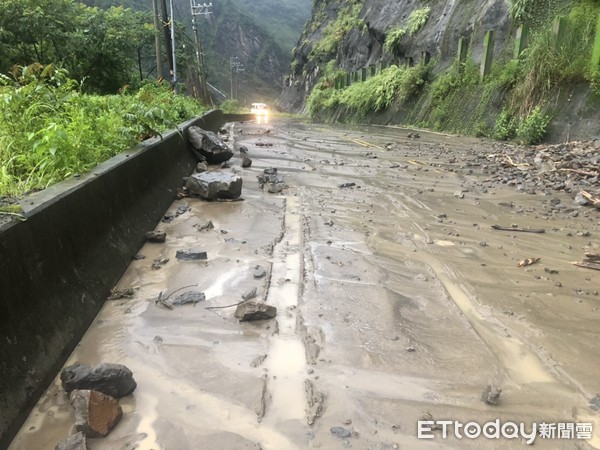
[311,0,365,59]
[384,28,407,56]
[407,7,431,36]
[308,64,431,119]
[0,65,205,196]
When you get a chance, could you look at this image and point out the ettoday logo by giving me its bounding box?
[417,420,593,444]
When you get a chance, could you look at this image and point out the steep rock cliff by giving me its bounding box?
[280,0,600,142]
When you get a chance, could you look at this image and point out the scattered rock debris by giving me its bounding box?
[54,431,87,450]
[257,167,284,193]
[481,384,502,405]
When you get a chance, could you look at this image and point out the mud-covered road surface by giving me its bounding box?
[10,118,600,449]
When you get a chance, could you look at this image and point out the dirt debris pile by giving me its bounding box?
[481,140,599,204]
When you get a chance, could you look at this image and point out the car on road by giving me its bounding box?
[251,102,269,116]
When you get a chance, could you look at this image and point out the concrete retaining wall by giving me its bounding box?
[0,109,251,447]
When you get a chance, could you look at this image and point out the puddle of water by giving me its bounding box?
[262,196,307,427]
[263,337,307,423]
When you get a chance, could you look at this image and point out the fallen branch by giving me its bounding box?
[580,190,600,208]
[560,168,599,177]
[162,283,199,302]
[492,225,545,233]
[155,292,173,310]
[518,257,540,267]
[573,253,600,271]
[573,262,600,271]
[504,155,530,168]
[206,301,244,310]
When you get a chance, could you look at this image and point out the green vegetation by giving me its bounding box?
[384,27,407,56]
[407,7,431,36]
[304,0,598,145]
[0,0,157,94]
[311,0,364,59]
[383,6,430,56]
[308,64,431,120]
[0,65,205,197]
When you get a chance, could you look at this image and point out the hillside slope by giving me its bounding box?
[280,0,600,142]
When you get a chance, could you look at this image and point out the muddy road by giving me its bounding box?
[10,118,600,449]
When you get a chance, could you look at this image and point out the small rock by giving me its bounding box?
[176,250,207,261]
[254,266,267,279]
[242,287,258,301]
[197,220,214,231]
[70,390,122,438]
[234,300,277,321]
[330,426,352,438]
[250,354,267,368]
[339,182,356,188]
[171,291,206,306]
[406,346,416,352]
[589,394,600,411]
[54,432,87,450]
[61,363,136,398]
[196,162,208,173]
[575,192,589,206]
[481,384,502,405]
[453,191,465,199]
[145,231,166,243]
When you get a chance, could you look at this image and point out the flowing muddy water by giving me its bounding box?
[9,118,600,449]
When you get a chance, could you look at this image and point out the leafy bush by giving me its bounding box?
[429,60,479,101]
[308,64,430,119]
[384,27,406,56]
[516,105,551,144]
[407,7,430,35]
[0,65,205,196]
[307,84,340,117]
[493,109,517,140]
[220,99,244,113]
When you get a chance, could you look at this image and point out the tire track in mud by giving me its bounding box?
[261,195,313,447]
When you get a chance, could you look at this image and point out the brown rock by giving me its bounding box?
[70,390,123,438]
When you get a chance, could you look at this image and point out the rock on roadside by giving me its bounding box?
[234,300,277,321]
[60,363,136,398]
[54,432,87,450]
[185,172,243,200]
[188,126,233,164]
[70,390,123,438]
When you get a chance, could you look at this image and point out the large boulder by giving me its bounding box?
[185,172,243,200]
[188,126,233,164]
[234,300,277,321]
[60,363,136,398]
[70,390,123,438]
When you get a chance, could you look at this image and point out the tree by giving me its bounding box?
[0,0,156,93]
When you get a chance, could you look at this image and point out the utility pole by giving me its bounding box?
[190,1,212,103]
[151,0,163,79]
[169,0,177,93]
[230,56,243,100]
[160,0,173,78]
